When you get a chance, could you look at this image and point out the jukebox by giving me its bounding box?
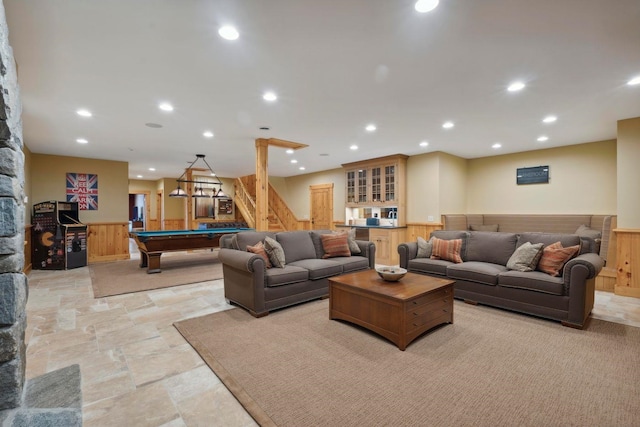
[32,201,88,270]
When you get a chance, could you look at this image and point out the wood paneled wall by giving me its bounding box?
[23,225,32,274]
[147,219,160,231]
[163,219,186,230]
[87,222,130,263]
[406,223,444,242]
[614,228,640,298]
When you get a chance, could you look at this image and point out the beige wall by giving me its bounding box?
[162,178,185,220]
[23,144,32,223]
[438,152,468,217]
[466,140,617,215]
[30,154,128,222]
[406,152,440,222]
[279,168,345,221]
[617,117,640,228]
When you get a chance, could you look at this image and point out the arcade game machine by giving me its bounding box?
[32,201,88,270]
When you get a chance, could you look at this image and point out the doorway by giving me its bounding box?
[128,191,151,231]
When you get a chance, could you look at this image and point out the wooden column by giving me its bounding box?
[185,168,193,230]
[614,229,640,298]
[255,139,269,231]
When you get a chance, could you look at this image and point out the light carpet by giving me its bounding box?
[90,251,223,298]
[175,299,640,427]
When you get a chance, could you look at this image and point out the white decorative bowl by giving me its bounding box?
[376,266,407,282]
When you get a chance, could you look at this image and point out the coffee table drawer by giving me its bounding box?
[406,285,452,310]
[406,298,451,327]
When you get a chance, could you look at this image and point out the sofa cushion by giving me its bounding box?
[417,236,433,258]
[498,270,564,296]
[232,231,275,250]
[321,233,351,258]
[276,231,318,263]
[288,259,343,280]
[575,224,602,240]
[264,236,286,268]
[446,262,506,286]
[408,258,452,276]
[469,224,499,232]
[506,242,544,272]
[310,230,333,258]
[264,265,309,287]
[516,232,582,253]
[430,230,470,260]
[537,241,580,277]
[466,232,518,266]
[326,256,369,273]
[246,241,272,268]
[346,228,362,254]
[431,237,463,263]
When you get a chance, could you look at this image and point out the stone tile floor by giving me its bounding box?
[24,248,640,426]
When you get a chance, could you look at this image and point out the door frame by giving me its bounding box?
[309,183,334,230]
[128,190,151,230]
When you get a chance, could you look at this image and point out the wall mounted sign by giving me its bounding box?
[66,173,98,210]
[516,166,549,185]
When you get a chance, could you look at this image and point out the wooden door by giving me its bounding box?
[310,183,333,230]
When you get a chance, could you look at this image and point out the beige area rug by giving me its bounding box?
[175,299,640,427]
[90,251,223,298]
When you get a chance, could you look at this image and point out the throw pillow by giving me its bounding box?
[264,236,286,268]
[321,233,351,259]
[430,237,463,263]
[469,224,499,232]
[506,242,544,272]
[537,241,580,277]
[246,241,272,269]
[346,228,361,254]
[417,236,433,258]
[575,224,602,240]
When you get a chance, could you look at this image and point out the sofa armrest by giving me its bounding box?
[563,253,603,328]
[218,248,266,273]
[398,242,418,269]
[355,240,377,269]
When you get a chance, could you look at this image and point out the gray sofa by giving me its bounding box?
[219,230,376,317]
[398,230,604,329]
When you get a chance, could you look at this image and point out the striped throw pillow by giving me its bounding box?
[537,241,580,276]
[321,233,351,259]
[430,237,463,263]
[246,241,272,269]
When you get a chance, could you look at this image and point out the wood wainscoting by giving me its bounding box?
[24,225,32,274]
[614,228,640,298]
[163,219,186,231]
[87,222,130,263]
[406,223,444,242]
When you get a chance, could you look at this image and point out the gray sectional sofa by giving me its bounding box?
[219,230,376,317]
[398,230,604,328]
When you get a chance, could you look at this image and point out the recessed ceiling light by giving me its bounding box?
[627,76,640,86]
[136,175,143,178]
[148,167,156,171]
[290,159,298,164]
[299,167,306,171]
[203,131,214,138]
[286,149,294,154]
[537,136,549,142]
[492,143,502,149]
[542,115,557,123]
[350,145,358,150]
[365,124,377,132]
[76,109,92,117]
[218,25,239,41]
[507,81,526,92]
[76,138,88,144]
[158,102,174,112]
[442,121,454,129]
[263,92,277,102]
[419,141,429,147]
[415,0,439,13]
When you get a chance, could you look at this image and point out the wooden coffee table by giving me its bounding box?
[329,269,454,350]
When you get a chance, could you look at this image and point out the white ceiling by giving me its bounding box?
[4,0,640,181]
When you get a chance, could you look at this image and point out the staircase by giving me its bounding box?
[234,175,301,232]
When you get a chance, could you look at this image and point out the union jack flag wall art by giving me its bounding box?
[66,173,98,210]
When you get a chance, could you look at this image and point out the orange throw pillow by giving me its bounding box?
[247,241,272,268]
[430,237,463,263]
[537,241,580,276]
[321,233,351,259]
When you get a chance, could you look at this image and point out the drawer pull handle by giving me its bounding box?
[443,299,448,303]
[443,309,448,313]
[413,312,418,316]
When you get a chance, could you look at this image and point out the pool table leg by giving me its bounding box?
[146,253,162,274]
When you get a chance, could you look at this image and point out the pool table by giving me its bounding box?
[130,228,252,273]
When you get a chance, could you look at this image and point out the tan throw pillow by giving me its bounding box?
[246,241,272,268]
[417,236,433,258]
[430,237,463,263]
[264,236,286,268]
[321,233,351,259]
[506,242,544,272]
[346,228,361,254]
[537,241,580,276]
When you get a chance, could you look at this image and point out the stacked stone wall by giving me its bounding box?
[0,1,27,410]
